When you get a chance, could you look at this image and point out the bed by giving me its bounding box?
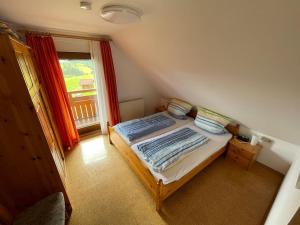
[114,111,193,146]
[107,110,239,211]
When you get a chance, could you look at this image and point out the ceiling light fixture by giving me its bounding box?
[80,1,91,10]
[101,5,142,24]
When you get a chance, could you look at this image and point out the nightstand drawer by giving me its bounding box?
[227,150,250,169]
[229,145,253,160]
[227,138,261,170]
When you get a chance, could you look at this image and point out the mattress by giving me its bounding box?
[131,124,232,184]
[114,111,193,146]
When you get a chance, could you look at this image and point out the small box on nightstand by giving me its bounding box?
[227,138,262,170]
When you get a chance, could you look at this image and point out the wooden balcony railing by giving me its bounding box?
[67,89,99,128]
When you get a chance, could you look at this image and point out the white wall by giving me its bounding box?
[110,42,160,115]
[112,0,300,147]
[265,158,300,225]
[234,123,300,225]
[54,37,90,53]
[239,127,300,225]
[239,126,300,174]
[242,127,300,225]
[53,37,160,115]
[255,136,295,175]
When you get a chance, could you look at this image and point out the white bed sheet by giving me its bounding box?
[131,124,232,184]
[114,111,193,146]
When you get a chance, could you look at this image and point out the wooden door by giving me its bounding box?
[12,40,67,185]
[32,93,66,184]
[0,34,71,215]
[13,44,38,98]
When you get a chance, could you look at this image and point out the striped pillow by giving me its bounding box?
[194,107,233,134]
[197,107,232,126]
[167,99,192,119]
[194,115,227,134]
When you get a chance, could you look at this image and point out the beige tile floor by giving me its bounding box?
[65,134,283,225]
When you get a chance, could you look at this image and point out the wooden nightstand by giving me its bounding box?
[227,138,262,170]
[155,105,167,113]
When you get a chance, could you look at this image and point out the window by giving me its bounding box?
[58,52,100,131]
[59,59,95,94]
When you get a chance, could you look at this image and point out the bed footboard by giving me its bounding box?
[107,122,163,211]
[107,122,113,145]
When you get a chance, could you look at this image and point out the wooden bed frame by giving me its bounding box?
[107,113,239,212]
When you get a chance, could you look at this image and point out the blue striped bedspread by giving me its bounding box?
[114,113,176,142]
[136,127,209,172]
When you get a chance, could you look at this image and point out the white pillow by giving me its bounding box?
[167,99,192,119]
[194,107,233,134]
[194,115,227,134]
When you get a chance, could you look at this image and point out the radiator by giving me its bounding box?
[119,98,145,122]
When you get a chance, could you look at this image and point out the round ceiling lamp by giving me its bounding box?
[101,5,142,24]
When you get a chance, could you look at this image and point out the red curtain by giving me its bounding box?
[26,34,79,150]
[100,41,121,126]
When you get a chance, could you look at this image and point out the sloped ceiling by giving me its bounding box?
[0,0,299,145]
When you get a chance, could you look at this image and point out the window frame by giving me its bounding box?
[57,52,91,60]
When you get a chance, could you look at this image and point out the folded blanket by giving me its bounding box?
[114,113,176,142]
[136,127,209,172]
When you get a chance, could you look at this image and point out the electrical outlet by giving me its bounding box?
[260,136,273,143]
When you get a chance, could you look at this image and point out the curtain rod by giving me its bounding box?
[19,30,112,41]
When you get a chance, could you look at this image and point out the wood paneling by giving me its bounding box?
[0,34,71,217]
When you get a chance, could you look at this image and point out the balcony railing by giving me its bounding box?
[67,89,99,129]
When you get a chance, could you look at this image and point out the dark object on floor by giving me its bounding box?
[236,135,250,142]
[13,192,65,225]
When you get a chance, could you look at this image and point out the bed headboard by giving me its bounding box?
[186,108,239,136]
[226,124,240,136]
